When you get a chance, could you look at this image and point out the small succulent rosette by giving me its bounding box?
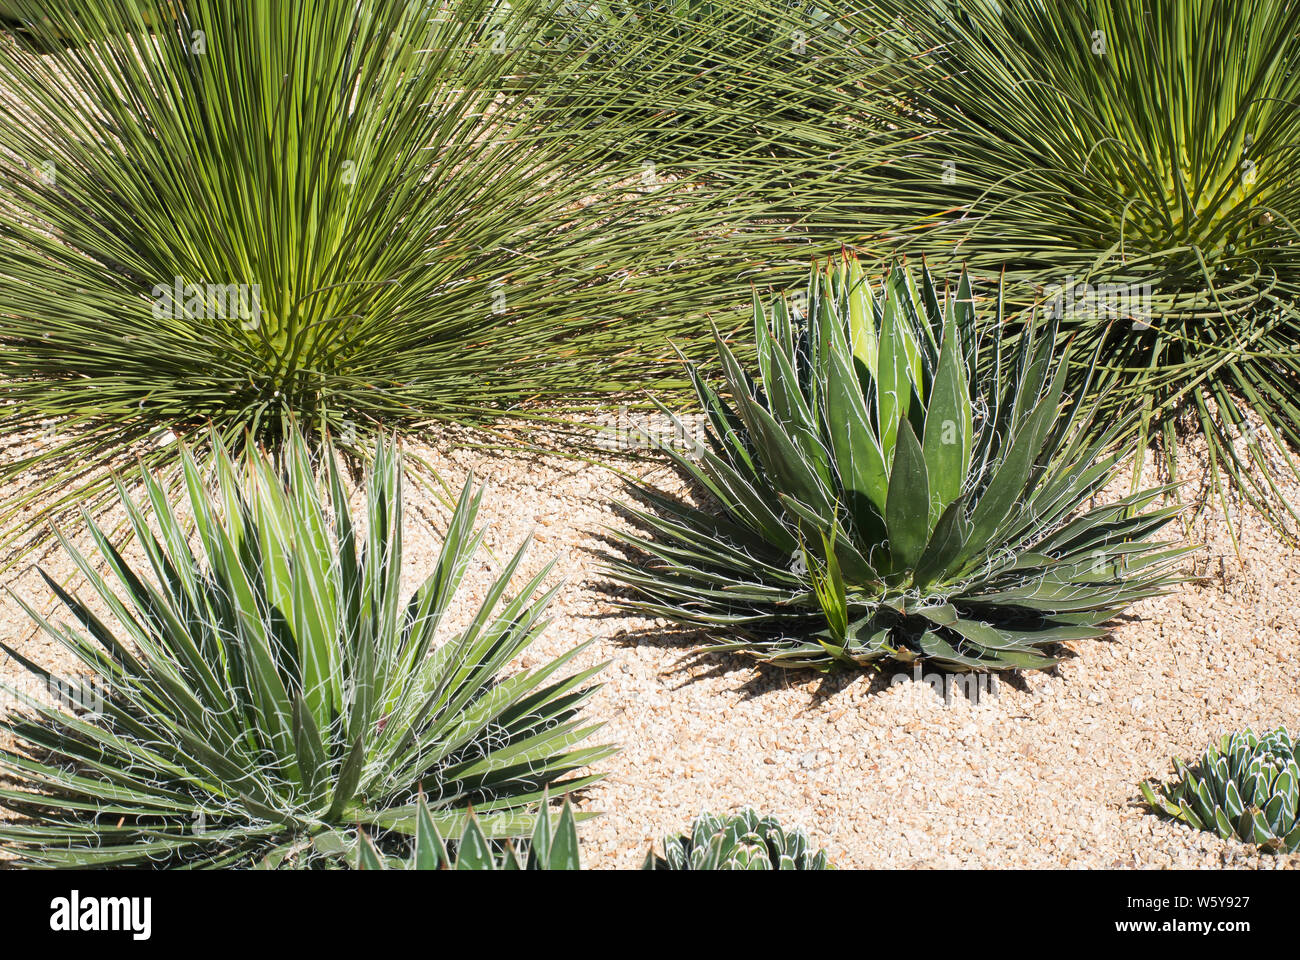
[1142,727,1300,853]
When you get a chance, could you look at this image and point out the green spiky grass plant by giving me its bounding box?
[0,429,612,867]
[534,1,863,161]
[607,255,1188,671]
[0,0,805,560]
[841,0,1300,538]
[526,0,908,217]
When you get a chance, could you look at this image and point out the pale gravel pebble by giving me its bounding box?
[0,413,1298,870]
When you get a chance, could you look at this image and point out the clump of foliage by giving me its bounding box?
[0,430,611,867]
[643,809,832,869]
[0,0,798,558]
[607,255,1187,671]
[847,0,1300,535]
[356,798,835,871]
[1142,727,1300,854]
[514,0,904,217]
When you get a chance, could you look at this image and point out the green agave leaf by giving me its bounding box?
[548,800,583,871]
[912,494,972,589]
[959,375,1064,571]
[454,815,496,871]
[1140,780,1170,815]
[1283,822,1300,854]
[914,630,992,669]
[1262,794,1289,835]
[1223,778,1245,819]
[846,256,878,373]
[414,796,449,871]
[922,305,973,522]
[884,419,931,570]
[1211,806,1237,841]
[822,311,890,520]
[357,834,388,871]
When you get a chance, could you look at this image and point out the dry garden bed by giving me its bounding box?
[2,417,1297,869]
[1,1,1299,871]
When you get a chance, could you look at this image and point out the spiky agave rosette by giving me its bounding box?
[644,809,832,870]
[0,430,612,867]
[607,255,1189,671]
[1142,727,1300,853]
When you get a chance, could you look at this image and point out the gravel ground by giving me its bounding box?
[1,417,1298,869]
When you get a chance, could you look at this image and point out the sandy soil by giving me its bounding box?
[1,418,1298,869]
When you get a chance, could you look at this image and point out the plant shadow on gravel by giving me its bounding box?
[601,618,1075,708]
[591,477,1101,703]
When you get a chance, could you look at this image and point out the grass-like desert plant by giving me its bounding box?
[0,430,612,867]
[533,1,874,165]
[1142,727,1300,854]
[531,0,924,249]
[842,0,1300,536]
[607,255,1188,671]
[643,809,832,869]
[0,0,802,559]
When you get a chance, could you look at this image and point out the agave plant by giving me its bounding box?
[0,430,612,867]
[1142,727,1300,854]
[607,255,1188,671]
[0,0,800,560]
[847,0,1300,536]
[351,793,584,870]
[356,797,830,870]
[643,809,831,869]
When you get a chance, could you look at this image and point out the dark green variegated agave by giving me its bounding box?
[1142,727,1300,854]
[607,256,1188,671]
[0,431,611,867]
[644,809,832,870]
